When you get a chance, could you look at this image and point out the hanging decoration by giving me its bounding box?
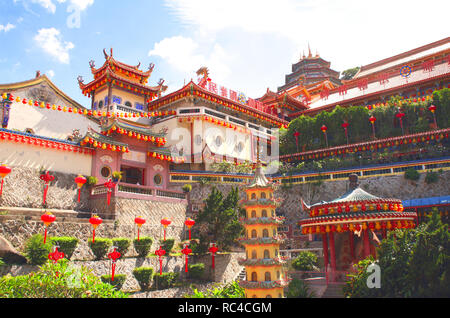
[134,216,146,241]
[342,122,349,144]
[41,211,56,244]
[181,244,192,273]
[293,132,300,153]
[185,218,195,240]
[104,179,116,206]
[369,116,377,139]
[147,151,185,164]
[0,165,12,196]
[39,171,55,205]
[209,243,219,270]
[428,105,437,128]
[160,218,171,241]
[321,125,328,147]
[103,127,166,147]
[396,112,405,135]
[89,214,103,243]
[80,136,129,154]
[74,175,87,203]
[107,247,121,281]
[48,246,65,264]
[154,246,166,276]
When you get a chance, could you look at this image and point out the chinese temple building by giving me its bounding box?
[238,151,288,298]
[299,174,418,279]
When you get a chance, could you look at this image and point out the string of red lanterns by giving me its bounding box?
[147,151,185,164]
[102,126,166,146]
[41,211,56,244]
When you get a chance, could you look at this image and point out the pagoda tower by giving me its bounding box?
[238,150,288,298]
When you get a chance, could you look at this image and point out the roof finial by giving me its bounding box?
[308,43,312,58]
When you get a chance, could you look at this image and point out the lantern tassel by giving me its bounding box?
[92,229,96,243]
[163,228,166,241]
[43,228,48,244]
[77,188,81,203]
[0,178,3,196]
[107,190,111,206]
[212,254,215,269]
[43,183,49,204]
[159,256,163,275]
[111,262,116,281]
[185,255,188,273]
[188,229,191,240]
[137,227,140,241]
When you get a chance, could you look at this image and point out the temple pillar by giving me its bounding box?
[329,232,336,282]
[322,233,329,274]
[363,229,371,258]
[349,231,355,264]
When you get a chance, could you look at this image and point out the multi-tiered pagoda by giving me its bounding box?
[238,156,288,298]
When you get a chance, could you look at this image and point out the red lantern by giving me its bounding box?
[40,171,55,205]
[320,125,328,147]
[185,218,195,240]
[107,247,121,281]
[369,116,377,139]
[428,105,438,128]
[134,216,146,241]
[89,215,103,243]
[74,175,87,203]
[181,244,192,273]
[160,218,172,241]
[104,179,116,206]
[41,211,56,243]
[293,132,301,153]
[155,246,166,275]
[395,112,405,135]
[209,243,219,269]
[48,246,65,264]
[342,122,349,144]
[0,165,12,196]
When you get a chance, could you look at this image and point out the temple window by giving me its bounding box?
[262,229,269,238]
[277,271,280,279]
[98,100,104,109]
[251,272,257,282]
[153,174,163,186]
[251,193,256,200]
[251,210,256,218]
[215,136,222,147]
[269,192,273,199]
[112,96,122,104]
[262,210,268,217]
[260,192,266,199]
[100,166,112,179]
[273,229,277,236]
[251,229,257,238]
[264,272,271,281]
[121,166,145,185]
[135,103,144,110]
[263,249,270,259]
[124,101,132,108]
[251,250,257,259]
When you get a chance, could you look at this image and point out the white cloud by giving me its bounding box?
[34,28,75,64]
[0,23,16,33]
[149,36,232,85]
[47,70,55,78]
[16,0,94,13]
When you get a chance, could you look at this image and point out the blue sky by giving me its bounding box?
[1,0,449,107]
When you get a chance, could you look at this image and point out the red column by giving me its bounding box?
[349,231,355,264]
[322,233,329,272]
[329,232,337,282]
[363,229,371,258]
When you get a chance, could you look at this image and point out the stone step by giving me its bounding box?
[321,284,345,298]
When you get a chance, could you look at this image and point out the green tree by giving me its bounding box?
[344,209,450,297]
[194,186,244,253]
[340,67,360,80]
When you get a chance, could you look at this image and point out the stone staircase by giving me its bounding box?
[236,267,246,281]
[321,283,345,298]
[0,207,115,224]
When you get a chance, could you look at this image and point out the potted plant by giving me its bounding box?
[112,171,123,183]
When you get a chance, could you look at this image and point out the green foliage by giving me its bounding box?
[194,186,244,252]
[432,88,450,129]
[287,278,316,298]
[49,237,79,260]
[185,281,245,298]
[111,171,123,181]
[188,263,206,281]
[291,251,319,271]
[153,272,179,290]
[24,234,53,265]
[112,237,131,256]
[344,209,450,298]
[182,184,192,193]
[100,274,127,291]
[132,267,154,291]
[404,168,420,181]
[159,238,175,254]
[88,238,112,260]
[340,66,360,80]
[133,237,153,258]
[87,176,98,185]
[210,160,253,174]
[0,260,128,298]
[0,258,4,267]
[424,170,439,184]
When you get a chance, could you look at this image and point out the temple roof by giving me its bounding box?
[102,118,166,138]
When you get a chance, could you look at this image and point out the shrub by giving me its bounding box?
[132,267,154,291]
[133,237,153,258]
[185,281,245,298]
[182,184,192,193]
[0,260,128,298]
[188,263,206,281]
[87,176,98,186]
[101,274,127,291]
[404,168,420,181]
[88,238,112,260]
[160,238,175,254]
[112,238,131,256]
[24,234,53,265]
[291,251,319,271]
[153,272,179,290]
[425,170,439,184]
[287,278,315,298]
[49,237,79,260]
[0,258,4,267]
